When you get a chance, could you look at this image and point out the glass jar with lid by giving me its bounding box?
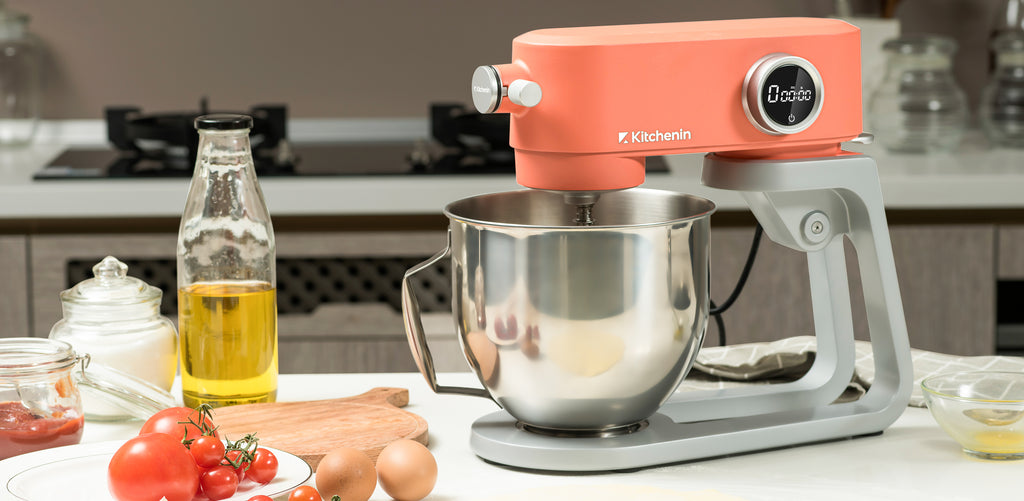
[0,0,39,145]
[0,338,84,460]
[49,256,178,421]
[980,31,1024,147]
[0,337,177,460]
[867,35,969,153]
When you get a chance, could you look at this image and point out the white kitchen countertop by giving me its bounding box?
[0,120,1023,219]
[18,371,1014,501]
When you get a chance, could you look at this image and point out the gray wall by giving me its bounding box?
[9,0,1005,119]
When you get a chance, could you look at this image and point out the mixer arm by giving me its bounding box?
[662,153,913,423]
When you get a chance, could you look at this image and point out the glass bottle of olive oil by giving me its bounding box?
[177,114,278,408]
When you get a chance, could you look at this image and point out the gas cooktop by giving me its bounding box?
[37,143,669,180]
[33,102,668,180]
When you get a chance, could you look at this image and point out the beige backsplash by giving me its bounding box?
[9,0,1000,120]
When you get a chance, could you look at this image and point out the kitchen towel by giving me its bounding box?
[679,336,1024,407]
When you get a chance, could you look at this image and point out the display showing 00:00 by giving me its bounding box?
[765,84,813,104]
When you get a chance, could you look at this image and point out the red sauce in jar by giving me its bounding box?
[0,401,84,460]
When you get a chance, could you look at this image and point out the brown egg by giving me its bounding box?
[315,447,377,501]
[376,439,437,501]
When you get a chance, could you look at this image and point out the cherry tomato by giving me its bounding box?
[107,433,199,501]
[223,449,250,481]
[194,466,208,497]
[246,448,279,485]
[247,496,274,501]
[139,407,219,443]
[200,465,239,501]
[190,435,226,468]
[288,486,323,501]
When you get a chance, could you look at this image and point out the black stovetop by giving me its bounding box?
[35,142,668,180]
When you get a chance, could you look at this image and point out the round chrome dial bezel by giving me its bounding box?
[472,65,504,114]
[742,53,824,135]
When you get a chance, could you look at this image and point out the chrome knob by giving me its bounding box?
[472,65,503,114]
[472,66,543,113]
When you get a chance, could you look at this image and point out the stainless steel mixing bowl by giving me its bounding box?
[403,188,715,432]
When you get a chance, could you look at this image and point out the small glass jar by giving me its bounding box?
[0,2,40,146]
[980,31,1024,147]
[868,35,969,153]
[0,338,85,460]
[49,256,178,421]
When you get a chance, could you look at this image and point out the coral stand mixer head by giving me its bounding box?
[402,17,913,471]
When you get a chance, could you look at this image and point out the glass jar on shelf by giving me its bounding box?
[980,31,1024,147]
[867,35,968,153]
[0,1,39,146]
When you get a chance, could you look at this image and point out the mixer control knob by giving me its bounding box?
[743,53,824,135]
[508,79,543,107]
[472,65,504,114]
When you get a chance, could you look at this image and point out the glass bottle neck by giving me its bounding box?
[195,129,254,173]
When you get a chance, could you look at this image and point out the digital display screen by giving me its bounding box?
[760,65,817,127]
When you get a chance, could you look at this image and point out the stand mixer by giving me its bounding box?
[403,17,913,471]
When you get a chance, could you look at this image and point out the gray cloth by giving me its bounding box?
[677,336,1024,407]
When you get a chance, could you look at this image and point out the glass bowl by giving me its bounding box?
[921,371,1024,460]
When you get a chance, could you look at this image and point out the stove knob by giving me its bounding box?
[508,79,542,108]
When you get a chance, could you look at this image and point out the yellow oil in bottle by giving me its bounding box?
[179,281,278,408]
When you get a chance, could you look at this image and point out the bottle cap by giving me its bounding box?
[194,113,253,130]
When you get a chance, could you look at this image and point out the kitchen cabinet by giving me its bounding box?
[0,235,29,338]
[690,224,996,356]
[16,221,998,375]
[999,225,1024,279]
[996,225,1024,355]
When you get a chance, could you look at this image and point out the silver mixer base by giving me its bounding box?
[470,403,891,472]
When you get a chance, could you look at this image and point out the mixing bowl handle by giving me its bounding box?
[402,234,492,399]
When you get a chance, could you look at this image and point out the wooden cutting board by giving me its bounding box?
[212,387,428,471]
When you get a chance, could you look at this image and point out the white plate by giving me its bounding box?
[0,440,312,501]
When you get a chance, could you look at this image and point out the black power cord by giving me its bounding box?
[709,224,764,347]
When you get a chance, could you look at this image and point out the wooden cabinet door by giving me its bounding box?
[708,224,996,356]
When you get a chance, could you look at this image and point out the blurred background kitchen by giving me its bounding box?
[2,0,1023,374]
[8,0,1007,119]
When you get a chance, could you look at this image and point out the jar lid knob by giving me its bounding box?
[93,256,128,284]
[60,256,162,306]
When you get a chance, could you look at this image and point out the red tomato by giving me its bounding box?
[246,448,279,485]
[190,435,226,468]
[194,466,208,497]
[288,486,322,501]
[200,465,239,501]
[107,433,199,501]
[223,449,250,481]
[139,407,219,443]
[247,496,274,501]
